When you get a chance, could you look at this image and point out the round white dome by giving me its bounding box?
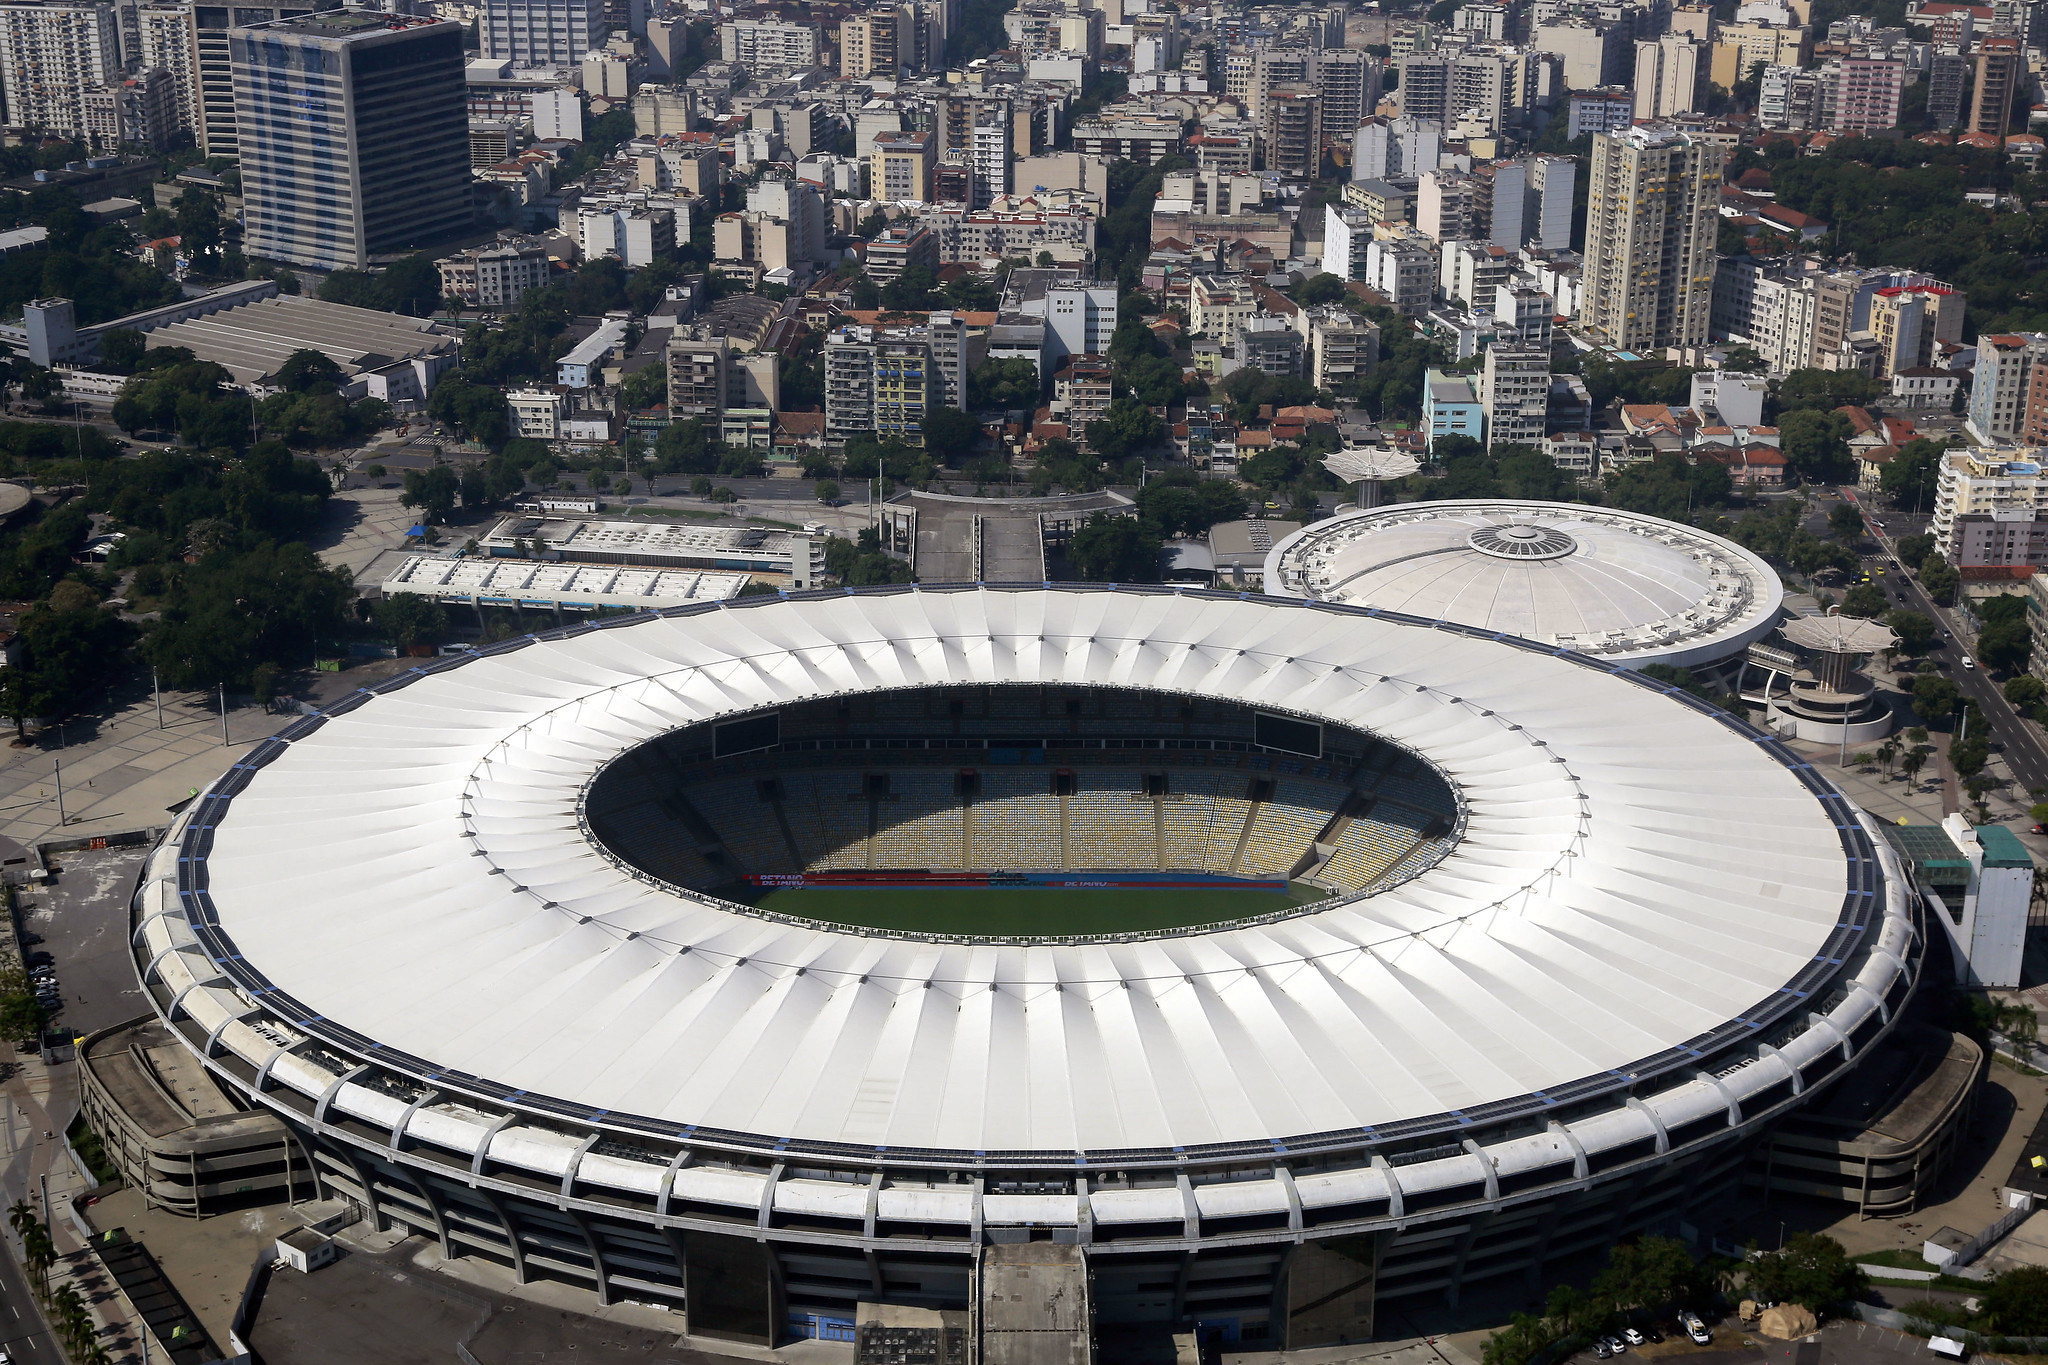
[1264,500,1784,669]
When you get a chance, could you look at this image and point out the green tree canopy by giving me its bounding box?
[1066,512,1160,583]
[1743,1233,1867,1311]
[143,541,353,689]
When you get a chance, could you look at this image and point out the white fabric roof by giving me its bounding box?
[1263,500,1785,668]
[198,588,1847,1156]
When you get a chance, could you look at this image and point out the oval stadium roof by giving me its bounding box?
[191,587,1849,1157]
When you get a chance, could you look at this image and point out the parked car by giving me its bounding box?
[1679,1311,1712,1345]
[1622,1327,1646,1346]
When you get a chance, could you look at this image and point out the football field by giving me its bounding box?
[722,882,1331,935]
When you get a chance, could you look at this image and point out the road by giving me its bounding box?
[0,1237,63,1365]
[1842,490,2048,800]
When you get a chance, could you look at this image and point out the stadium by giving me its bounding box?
[130,585,1918,1353]
[1261,500,1786,672]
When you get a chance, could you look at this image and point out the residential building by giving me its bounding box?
[1967,333,2048,445]
[1494,283,1555,347]
[1972,37,2021,136]
[1709,20,1809,89]
[1190,274,1257,337]
[136,3,200,139]
[581,202,676,267]
[1526,155,1576,250]
[1567,87,1634,137]
[665,332,728,419]
[1365,233,1439,314]
[482,0,604,66]
[1934,446,2048,564]
[0,3,120,136]
[1633,35,1705,118]
[85,66,181,150]
[863,222,938,282]
[1070,115,1183,163]
[531,87,580,141]
[718,18,820,70]
[1581,123,1722,352]
[1757,63,1826,129]
[507,387,568,440]
[1324,205,1376,282]
[1892,366,1960,410]
[1261,87,1321,178]
[1443,240,1514,308]
[1416,170,1481,244]
[869,128,932,202]
[1053,355,1113,445]
[1868,284,1965,378]
[1341,178,1412,226]
[1423,368,1484,450]
[1927,50,1968,130]
[1306,307,1378,393]
[1480,341,1550,449]
[1236,317,1304,377]
[437,237,553,308]
[1830,54,1903,132]
[1045,283,1115,362]
[1533,17,1631,88]
[1352,114,1442,180]
[826,322,953,446]
[232,10,471,273]
[839,8,910,78]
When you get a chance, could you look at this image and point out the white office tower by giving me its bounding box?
[531,86,581,140]
[1044,284,1116,362]
[0,3,120,136]
[1582,123,1721,351]
[970,109,1011,207]
[747,178,828,265]
[1481,158,1527,247]
[483,0,604,66]
[1525,154,1574,250]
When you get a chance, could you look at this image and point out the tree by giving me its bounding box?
[1291,272,1347,306]
[274,348,344,393]
[1137,475,1246,537]
[1827,502,1865,542]
[1066,512,1160,582]
[2005,674,2045,708]
[0,597,134,740]
[373,594,448,651]
[971,357,1042,409]
[1896,533,1937,570]
[1902,746,1929,786]
[1913,673,1962,724]
[1083,397,1166,464]
[143,541,353,689]
[1879,437,1945,510]
[1841,582,1887,617]
[1981,618,2032,672]
[815,479,840,503]
[1744,1233,1867,1311]
[97,327,144,373]
[1776,368,1880,414]
[401,466,459,523]
[1887,609,1937,654]
[1778,409,1855,484]
[921,407,984,465]
[1990,1266,2048,1336]
[1919,552,1960,605]
[1592,1235,1704,1314]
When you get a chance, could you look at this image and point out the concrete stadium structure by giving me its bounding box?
[1261,501,1785,671]
[131,586,1917,1353]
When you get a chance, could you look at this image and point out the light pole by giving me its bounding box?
[218,684,228,747]
[151,668,162,731]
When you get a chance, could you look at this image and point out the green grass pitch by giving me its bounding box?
[720,883,1332,936]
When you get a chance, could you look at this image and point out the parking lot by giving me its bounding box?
[17,845,150,1038]
[1560,1319,1956,1364]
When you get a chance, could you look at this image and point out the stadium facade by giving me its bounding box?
[132,586,1917,1351]
[1261,500,1786,672]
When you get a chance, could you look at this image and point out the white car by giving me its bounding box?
[1622,1327,1646,1346]
[1961,654,1977,670]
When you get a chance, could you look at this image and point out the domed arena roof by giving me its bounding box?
[1262,500,1785,669]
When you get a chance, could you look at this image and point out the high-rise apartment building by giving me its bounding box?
[192,0,310,156]
[1927,49,1968,128]
[868,128,932,202]
[1480,341,1551,449]
[1632,34,1704,117]
[1582,123,1722,352]
[482,0,605,67]
[136,3,198,138]
[1527,154,1575,249]
[1972,37,2021,135]
[1352,113,1441,180]
[1966,333,2048,444]
[0,3,120,136]
[1709,20,1809,88]
[1261,86,1320,177]
[84,65,180,150]
[826,322,967,445]
[1830,54,1903,132]
[718,18,819,70]
[232,10,471,271]
[840,7,909,77]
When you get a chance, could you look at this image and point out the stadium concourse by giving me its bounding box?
[124,586,1918,1356]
